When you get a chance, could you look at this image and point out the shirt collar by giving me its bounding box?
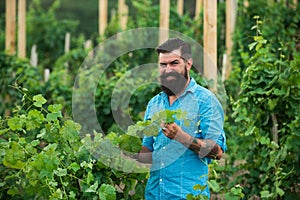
[184,77,197,94]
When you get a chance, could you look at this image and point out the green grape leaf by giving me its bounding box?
[248,42,258,51]
[127,109,187,137]
[33,94,47,107]
[46,104,63,121]
[119,134,142,153]
[259,136,270,145]
[105,132,120,145]
[7,186,19,196]
[122,159,137,173]
[127,123,147,138]
[143,123,160,136]
[54,168,67,177]
[48,104,62,112]
[85,181,98,193]
[3,141,26,169]
[0,128,9,135]
[8,116,25,131]
[193,184,206,191]
[46,112,62,121]
[152,109,185,124]
[69,191,76,199]
[25,143,37,155]
[87,171,94,184]
[60,120,81,142]
[207,180,221,192]
[98,184,116,200]
[31,139,40,147]
[260,190,272,198]
[26,109,44,130]
[69,162,80,172]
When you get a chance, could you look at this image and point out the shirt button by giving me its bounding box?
[160,178,163,182]
[162,147,166,150]
[161,163,164,166]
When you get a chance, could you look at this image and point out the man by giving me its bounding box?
[138,38,227,199]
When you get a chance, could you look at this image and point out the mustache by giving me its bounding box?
[159,71,184,79]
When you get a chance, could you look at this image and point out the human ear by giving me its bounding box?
[186,58,193,70]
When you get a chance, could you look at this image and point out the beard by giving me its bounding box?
[159,67,188,96]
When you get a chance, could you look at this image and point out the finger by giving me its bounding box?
[161,122,168,131]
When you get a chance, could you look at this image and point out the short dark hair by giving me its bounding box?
[156,38,192,61]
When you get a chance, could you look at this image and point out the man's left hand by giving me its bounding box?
[161,122,181,139]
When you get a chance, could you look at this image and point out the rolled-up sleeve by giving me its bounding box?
[198,93,227,152]
[141,103,155,152]
[142,136,154,152]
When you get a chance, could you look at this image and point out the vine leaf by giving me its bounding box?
[7,116,25,131]
[33,94,47,107]
[98,184,116,200]
[119,134,142,153]
[127,109,187,137]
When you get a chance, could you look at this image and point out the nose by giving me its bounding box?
[165,65,174,73]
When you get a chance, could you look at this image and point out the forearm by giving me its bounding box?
[175,130,223,160]
[137,146,152,163]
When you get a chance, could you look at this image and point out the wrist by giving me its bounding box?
[174,129,191,144]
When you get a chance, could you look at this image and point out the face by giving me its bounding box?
[158,49,192,96]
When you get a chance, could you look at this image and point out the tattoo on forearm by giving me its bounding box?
[188,138,222,160]
[188,138,201,152]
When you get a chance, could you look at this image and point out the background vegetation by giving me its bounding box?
[0,0,299,199]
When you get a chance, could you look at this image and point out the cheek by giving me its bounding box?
[159,69,165,75]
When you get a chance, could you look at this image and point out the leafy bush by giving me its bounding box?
[230,17,300,199]
[0,53,43,117]
[0,93,148,199]
[27,0,78,67]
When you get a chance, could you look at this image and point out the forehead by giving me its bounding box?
[158,49,182,62]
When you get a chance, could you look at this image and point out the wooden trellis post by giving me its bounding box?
[294,0,298,6]
[18,0,26,58]
[177,0,184,16]
[292,0,298,9]
[64,32,71,53]
[203,0,217,91]
[195,0,203,19]
[99,0,108,36]
[244,0,249,8]
[5,0,16,55]
[118,0,128,30]
[223,0,237,80]
[159,0,170,45]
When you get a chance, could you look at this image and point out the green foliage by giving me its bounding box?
[27,0,78,67]
[127,109,186,138]
[1,0,299,199]
[0,93,148,199]
[0,53,43,117]
[223,3,300,198]
[45,47,89,116]
[186,160,245,200]
[230,17,300,199]
[227,0,300,99]
[0,15,4,50]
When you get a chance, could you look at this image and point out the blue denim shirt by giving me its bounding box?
[142,78,227,200]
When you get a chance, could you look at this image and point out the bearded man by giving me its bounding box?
[137,38,227,199]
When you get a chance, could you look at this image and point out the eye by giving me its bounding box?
[170,60,180,65]
[159,63,167,68]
